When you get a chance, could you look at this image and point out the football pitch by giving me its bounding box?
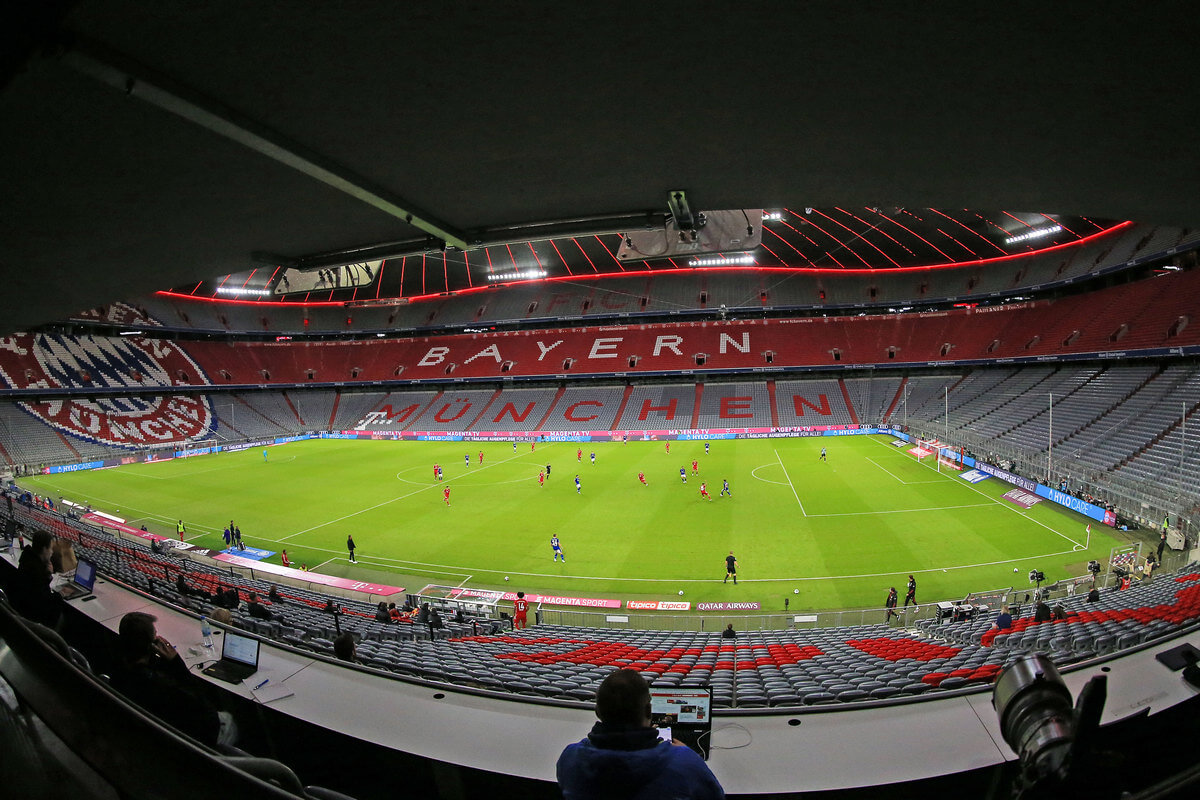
[22,435,1124,611]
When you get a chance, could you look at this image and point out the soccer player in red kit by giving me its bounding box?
[513,591,529,630]
[577,448,582,462]
[479,451,484,465]
[692,459,699,475]
[443,486,451,506]
[538,471,545,487]
[699,482,712,501]
[665,442,670,455]
[638,471,647,486]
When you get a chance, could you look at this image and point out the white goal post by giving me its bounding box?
[179,438,220,455]
[912,438,964,472]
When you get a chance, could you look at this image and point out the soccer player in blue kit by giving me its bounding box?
[721,478,731,497]
[575,475,582,494]
[679,467,687,484]
[551,535,565,562]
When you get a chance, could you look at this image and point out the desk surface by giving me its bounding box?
[66,576,1200,793]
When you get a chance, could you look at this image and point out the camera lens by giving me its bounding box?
[992,654,1075,783]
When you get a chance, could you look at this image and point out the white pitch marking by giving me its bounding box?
[262,546,1083,584]
[774,448,807,516]
[806,502,994,518]
[750,463,789,485]
[867,436,1089,550]
[18,484,224,539]
[279,445,556,541]
[865,456,943,485]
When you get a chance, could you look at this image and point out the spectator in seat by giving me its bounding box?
[213,584,231,605]
[246,592,273,620]
[1052,605,1068,621]
[427,606,444,636]
[981,604,1014,647]
[374,602,391,624]
[388,602,403,621]
[6,531,62,628]
[176,574,212,602]
[334,632,360,664]
[212,586,239,609]
[1033,601,1052,624]
[110,611,236,747]
[210,607,233,625]
[416,603,430,625]
[556,668,724,800]
[1087,587,1101,603]
[721,623,736,639]
[268,584,281,602]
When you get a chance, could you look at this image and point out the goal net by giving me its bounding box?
[179,438,220,456]
[909,438,963,472]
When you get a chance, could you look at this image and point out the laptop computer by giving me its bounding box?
[202,630,260,684]
[650,687,714,759]
[58,559,97,600]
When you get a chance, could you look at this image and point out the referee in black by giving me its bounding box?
[724,551,738,585]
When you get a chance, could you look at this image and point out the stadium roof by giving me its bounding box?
[3,2,1199,330]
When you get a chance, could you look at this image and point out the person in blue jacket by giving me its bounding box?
[557,668,724,799]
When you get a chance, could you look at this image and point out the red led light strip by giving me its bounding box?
[155,222,1133,308]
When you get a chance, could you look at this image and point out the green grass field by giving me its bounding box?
[22,435,1128,611]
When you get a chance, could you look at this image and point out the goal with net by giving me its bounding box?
[909,438,964,472]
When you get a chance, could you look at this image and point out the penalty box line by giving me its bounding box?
[278,444,557,542]
[865,456,943,485]
[867,436,1089,551]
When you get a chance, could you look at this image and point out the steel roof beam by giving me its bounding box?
[60,36,470,250]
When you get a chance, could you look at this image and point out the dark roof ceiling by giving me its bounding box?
[3,1,1199,331]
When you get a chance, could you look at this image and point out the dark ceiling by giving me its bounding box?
[3,1,1199,331]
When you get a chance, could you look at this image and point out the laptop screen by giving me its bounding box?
[649,687,713,759]
[73,559,97,590]
[222,631,260,668]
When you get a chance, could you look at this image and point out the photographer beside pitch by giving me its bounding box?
[557,668,724,799]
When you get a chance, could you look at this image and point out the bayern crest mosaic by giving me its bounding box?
[0,304,215,448]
